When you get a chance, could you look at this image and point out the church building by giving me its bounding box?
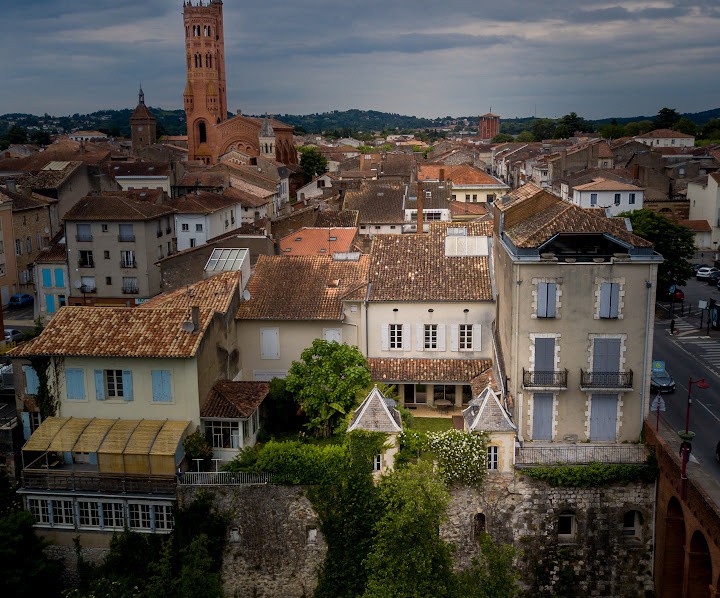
[130,86,157,152]
[182,0,297,166]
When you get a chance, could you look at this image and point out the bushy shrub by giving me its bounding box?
[521,456,657,487]
[249,440,349,485]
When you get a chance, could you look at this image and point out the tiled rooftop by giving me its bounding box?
[573,178,644,192]
[635,129,695,139]
[169,191,240,214]
[418,164,508,186]
[201,381,269,419]
[140,270,241,314]
[108,161,170,178]
[279,227,357,256]
[343,182,405,224]
[64,193,176,221]
[367,358,493,383]
[315,210,359,228]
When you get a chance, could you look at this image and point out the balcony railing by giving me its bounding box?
[120,260,137,268]
[22,469,176,494]
[516,443,649,466]
[122,286,139,295]
[75,235,93,242]
[118,234,136,242]
[77,259,94,268]
[580,369,633,389]
[522,368,568,388]
[177,471,283,486]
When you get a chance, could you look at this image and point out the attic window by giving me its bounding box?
[447,227,467,237]
[320,248,327,253]
[327,279,340,288]
[329,236,337,241]
[283,248,291,252]
[295,237,302,242]
[425,191,432,198]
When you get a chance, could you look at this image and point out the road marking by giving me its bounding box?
[696,399,720,425]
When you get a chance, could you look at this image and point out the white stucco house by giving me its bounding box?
[571,179,644,216]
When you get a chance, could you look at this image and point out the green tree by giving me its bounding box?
[28,129,52,146]
[673,118,698,136]
[618,209,695,292]
[531,119,556,141]
[7,125,28,144]
[491,133,514,143]
[286,340,371,437]
[654,107,681,130]
[362,461,456,598]
[624,120,654,136]
[298,146,328,183]
[516,131,535,142]
[558,111,594,134]
[263,376,303,434]
[598,124,626,139]
[455,533,521,598]
[177,534,223,598]
[701,118,720,140]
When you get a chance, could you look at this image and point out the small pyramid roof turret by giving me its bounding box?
[348,385,403,433]
[463,385,516,433]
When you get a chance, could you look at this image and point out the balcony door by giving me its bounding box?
[590,394,618,441]
[593,338,620,372]
[534,338,555,385]
[532,393,553,440]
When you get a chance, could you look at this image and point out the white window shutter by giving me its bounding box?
[381,324,389,351]
[450,324,459,351]
[403,323,411,352]
[473,324,482,351]
[437,324,446,351]
[416,323,424,351]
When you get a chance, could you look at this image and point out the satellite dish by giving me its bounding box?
[74,281,83,289]
[242,290,251,301]
[182,321,195,333]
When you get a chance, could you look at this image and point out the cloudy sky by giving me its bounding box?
[1,0,719,120]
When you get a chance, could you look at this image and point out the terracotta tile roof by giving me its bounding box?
[169,191,240,214]
[125,188,164,203]
[573,178,644,192]
[11,306,214,359]
[223,186,271,208]
[367,358,493,383]
[279,227,357,256]
[597,142,614,158]
[236,254,369,320]
[315,210,359,228]
[64,193,176,221]
[635,129,695,139]
[201,381,269,419]
[368,222,493,301]
[493,183,542,212]
[140,270,241,314]
[418,164,507,186]
[343,182,405,224]
[679,219,712,232]
[502,191,652,249]
[449,201,489,217]
[348,386,402,433]
[0,186,55,211]
[178,171,226,188]
[108,161,170,178]
[34,228,66,263]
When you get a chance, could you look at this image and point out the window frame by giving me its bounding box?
[424,323,438,350]
[558,512,577,542]
[459,324,473,350]
[389,323,403,350]
[487,445,499,470]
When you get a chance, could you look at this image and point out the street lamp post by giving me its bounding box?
[679,377,709,499]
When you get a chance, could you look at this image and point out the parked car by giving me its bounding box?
[707,271,720,285]
[7,293,33,309]
[651,365,676,394]
[694,263,710,272]
[4,329,23,343]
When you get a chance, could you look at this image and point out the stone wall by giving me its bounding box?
[178,485,326,598]
[445,474,655,597]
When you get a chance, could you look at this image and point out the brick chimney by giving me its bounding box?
[416,181,424,234]
[439,168,445,182]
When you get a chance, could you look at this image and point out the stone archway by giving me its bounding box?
[687,530,712,598]
[661,497,686,597]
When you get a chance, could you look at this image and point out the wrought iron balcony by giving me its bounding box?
[580,369,633,389]
[522,368,568,388]
[122,286,139,295]
[118,234,136,242]
[77,259,94,268]
[120,259,137,269]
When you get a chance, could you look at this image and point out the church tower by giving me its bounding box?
[183,0,228,163]
[259,117,276,159]
[129,86,157,152]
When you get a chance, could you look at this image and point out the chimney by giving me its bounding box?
[191,305,200,332]
[632,163,640,180]
[439,168,445,182]
[6,179,16,193]
[416,181,424,234]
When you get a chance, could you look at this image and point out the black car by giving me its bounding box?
[708,271,720,285]
[651,367,676,393]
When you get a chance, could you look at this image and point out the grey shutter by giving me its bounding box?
[535,338,555,371]
[546,283,557,318]
[450,324,459,351]
[380,324,389,351]
[599,283,611,318]
[403,323,411,352]
[537,282,548,317]
[590,394,618,441]
[416,323,424,351]
[593,338,620,372]
[437,324,446,351]
[94,370,105,401]
[532,393,553,440]
[609,283,619,318]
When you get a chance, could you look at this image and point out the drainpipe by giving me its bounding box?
[364,282,372,357]
[514,262,523,441]
[641,273,653,435]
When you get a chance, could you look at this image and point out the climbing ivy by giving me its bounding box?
[28,356,55,418]
[520,456,657,487]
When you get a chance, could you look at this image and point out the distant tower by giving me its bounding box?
[129,86,157,152]
[183,0,228,163]
[259,116,275,159]
[479,112,501,140]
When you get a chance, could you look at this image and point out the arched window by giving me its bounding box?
[208,54,212,68]
[208,26,212,37]
[187,55,191,69]
[198,121,207,143]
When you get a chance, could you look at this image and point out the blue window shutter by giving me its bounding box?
[55,269,64,288]
[537,282,548,317]
[122,371,133,401]
[163,371,172,402]
[94,370,105,401]
[66,369,85,401]
[63,451,73,464]
[152,370,172,402]
[46,295,56,314]
[42,269,52,288]
[89,452,98,465]
[151,371,163,402]
[21,412,31,440]
[546,283,557,318]
[23,366,40,395]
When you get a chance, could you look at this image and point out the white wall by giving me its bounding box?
[175,214,209,251]
[572,189,643,216]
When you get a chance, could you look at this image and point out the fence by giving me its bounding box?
[516,443,649,466]
[177,471,282,486]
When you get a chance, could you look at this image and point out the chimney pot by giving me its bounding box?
[439,168,445,181]
[191,305,200,331]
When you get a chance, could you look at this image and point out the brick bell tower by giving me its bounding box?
[183,0,227,163]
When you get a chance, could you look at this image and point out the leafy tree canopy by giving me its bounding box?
[618,209,695,291]
[455,533,521,598]
[491,133,514,143]
[655,107,681,130]
[286,339,371,437]
[515,131,534,142]
[673,117,698,136]
[297,145,328,183]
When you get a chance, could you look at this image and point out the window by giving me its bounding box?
[372,454,382,472]
[487,446,498,470]
[424,324,438,349]
[15,239,22,256]
[122,277,138,294]
[95,369,133,401]
[101,224,108,232]
[623,510,643,539]
[590,193,598,206]
[558,511,577,541]
[23,366,39,395]
[260,328,279,359]
[181,223,189,231]
[472,194,477,201]
[614,193,621,205]
[118,223,134,242]
[189,239,196,248]
[76,223,92,242]
[154,505,174,530]
[80,276,95,292]
[105,277,112,285]
[58,295,66,307]
[206,420,241,449]
[103,502,125,529]
[103,250,110,259]
[459,324,473,350]
[129,504,152,531]
[157,245,164,259]
[629,192,636,205]
[151,370,172,403]
[434,384,456,404]
[323,328,342,343]
[196,223,203,232]
[121,250,136,268]
[389,324,403,350]
[537,282,557,318]
[465,194,470,201]
[52,499,75,526]
[79,501,100,527]
[28,498,50,524]
[599,282,620,319]
[79,250,94,268]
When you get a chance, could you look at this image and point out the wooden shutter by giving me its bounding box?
[609,283,619,318]
[21,412,31,440]
[546,283,557,317]
[473,324,482,351]
[66,369,86,401]
[416,323,424,351]
[46,295,56,314]
[41,268,52,288]
[94,370,105,401]
[54,269,65,288]
[122,371,134,401]
[403,323,411,352]
[437,324,446,351]
[380,324,389,351]
[23,366,39,395]
[261,328,279,359]
[537,282,548,317]
[450,324,459,351]
[600,282,619,318]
